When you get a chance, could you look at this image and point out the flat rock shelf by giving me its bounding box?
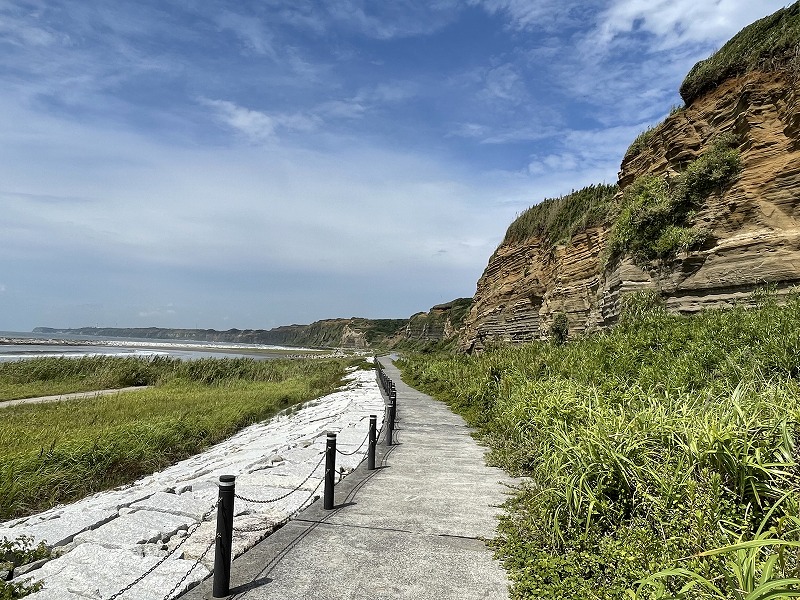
[1,367,385,600]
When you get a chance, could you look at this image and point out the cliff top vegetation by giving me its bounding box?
[680,1,800,104]
[503,183,618,246]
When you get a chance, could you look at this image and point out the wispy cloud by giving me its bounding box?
[324,0,460,40]
[470,0,598,32]
[593,0,788,51]
[215,11,276,58]
[201,99,319,142]
[0,0,788,330]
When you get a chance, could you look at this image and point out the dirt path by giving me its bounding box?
[0,386,150,409]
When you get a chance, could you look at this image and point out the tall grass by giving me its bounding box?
[503,184,618,246]
[680,2,800,105]
[399,292,800,599]
[0,357,356,519]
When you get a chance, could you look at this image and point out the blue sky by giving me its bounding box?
[0,0,789,331]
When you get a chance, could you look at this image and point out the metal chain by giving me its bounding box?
[233,475,325,533]
[105,381,388,600]
[164,534,217,600]
[335,428,371,456]
[234,452,325,504]
[106,499,219,600]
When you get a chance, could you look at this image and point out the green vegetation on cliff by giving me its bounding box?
[399,292,800,599]
[609,134,741,262]
[681,1,800,105]
[397,298,473,353]
[35,318,409,349]
[503,183,618,246]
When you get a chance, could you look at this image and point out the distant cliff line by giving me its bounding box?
[34,298,472,351]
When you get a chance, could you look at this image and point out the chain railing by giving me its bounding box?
[98,361,395,600]
[209,411,386,596]
[375,359,397,446]
[106,499,220,600]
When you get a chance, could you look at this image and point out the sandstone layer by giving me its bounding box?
[462,70,800,351]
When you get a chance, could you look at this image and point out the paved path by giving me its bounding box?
[183,357,514,600]
[0,386,149,409]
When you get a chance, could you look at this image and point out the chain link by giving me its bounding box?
[106,499,219,600]
[234,452,325,504]
[104,378,386,600]
[233,475,325,533]
[335,428,371,456]
[164,534,217,600]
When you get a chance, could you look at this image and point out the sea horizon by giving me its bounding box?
[0,330,319,363]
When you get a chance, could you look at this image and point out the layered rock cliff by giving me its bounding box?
[392,298,472,349]
[461,17,800,351]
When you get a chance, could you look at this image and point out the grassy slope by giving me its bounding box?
[399,293,800,599]
[0,357,358,519]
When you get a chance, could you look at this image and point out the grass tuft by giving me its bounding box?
[503,184,618,247]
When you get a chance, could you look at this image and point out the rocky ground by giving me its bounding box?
[1,367,384,600]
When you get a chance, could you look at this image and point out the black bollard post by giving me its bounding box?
[386,399,395,446]
[324,432,336,510]
[213,475,235,598]
[368,415,377,470]
[390,385,397,421]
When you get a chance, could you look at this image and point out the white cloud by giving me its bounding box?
[200,99,321,142]
[0,94,511,288]
[202,99,277,141]
[324,0,460,40]
[593,0,790,51]
[481,64,526,104]
[470,0,593,31]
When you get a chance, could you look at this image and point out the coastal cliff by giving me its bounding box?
[34,298,471,350]
[461,4,800,351]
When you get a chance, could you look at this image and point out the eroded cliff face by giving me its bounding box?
[395,298,472,347]
[461,70,800,352]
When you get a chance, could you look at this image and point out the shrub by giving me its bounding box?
[625,125,657,160]
[398,291,800,599]
[549,312,568,344]
[609,135,740,262]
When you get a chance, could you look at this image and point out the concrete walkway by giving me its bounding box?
[0,386,149,409]
[182,358,514,600]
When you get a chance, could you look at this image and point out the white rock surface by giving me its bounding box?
[3,367,384,599]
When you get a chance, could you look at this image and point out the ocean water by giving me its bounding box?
[0,331,305,363]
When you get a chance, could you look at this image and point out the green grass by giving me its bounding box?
[680,2,800,105]
[503,184,618,246]
[398,291,800,599]
[0,356,357,519]
[0,355,171,401]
